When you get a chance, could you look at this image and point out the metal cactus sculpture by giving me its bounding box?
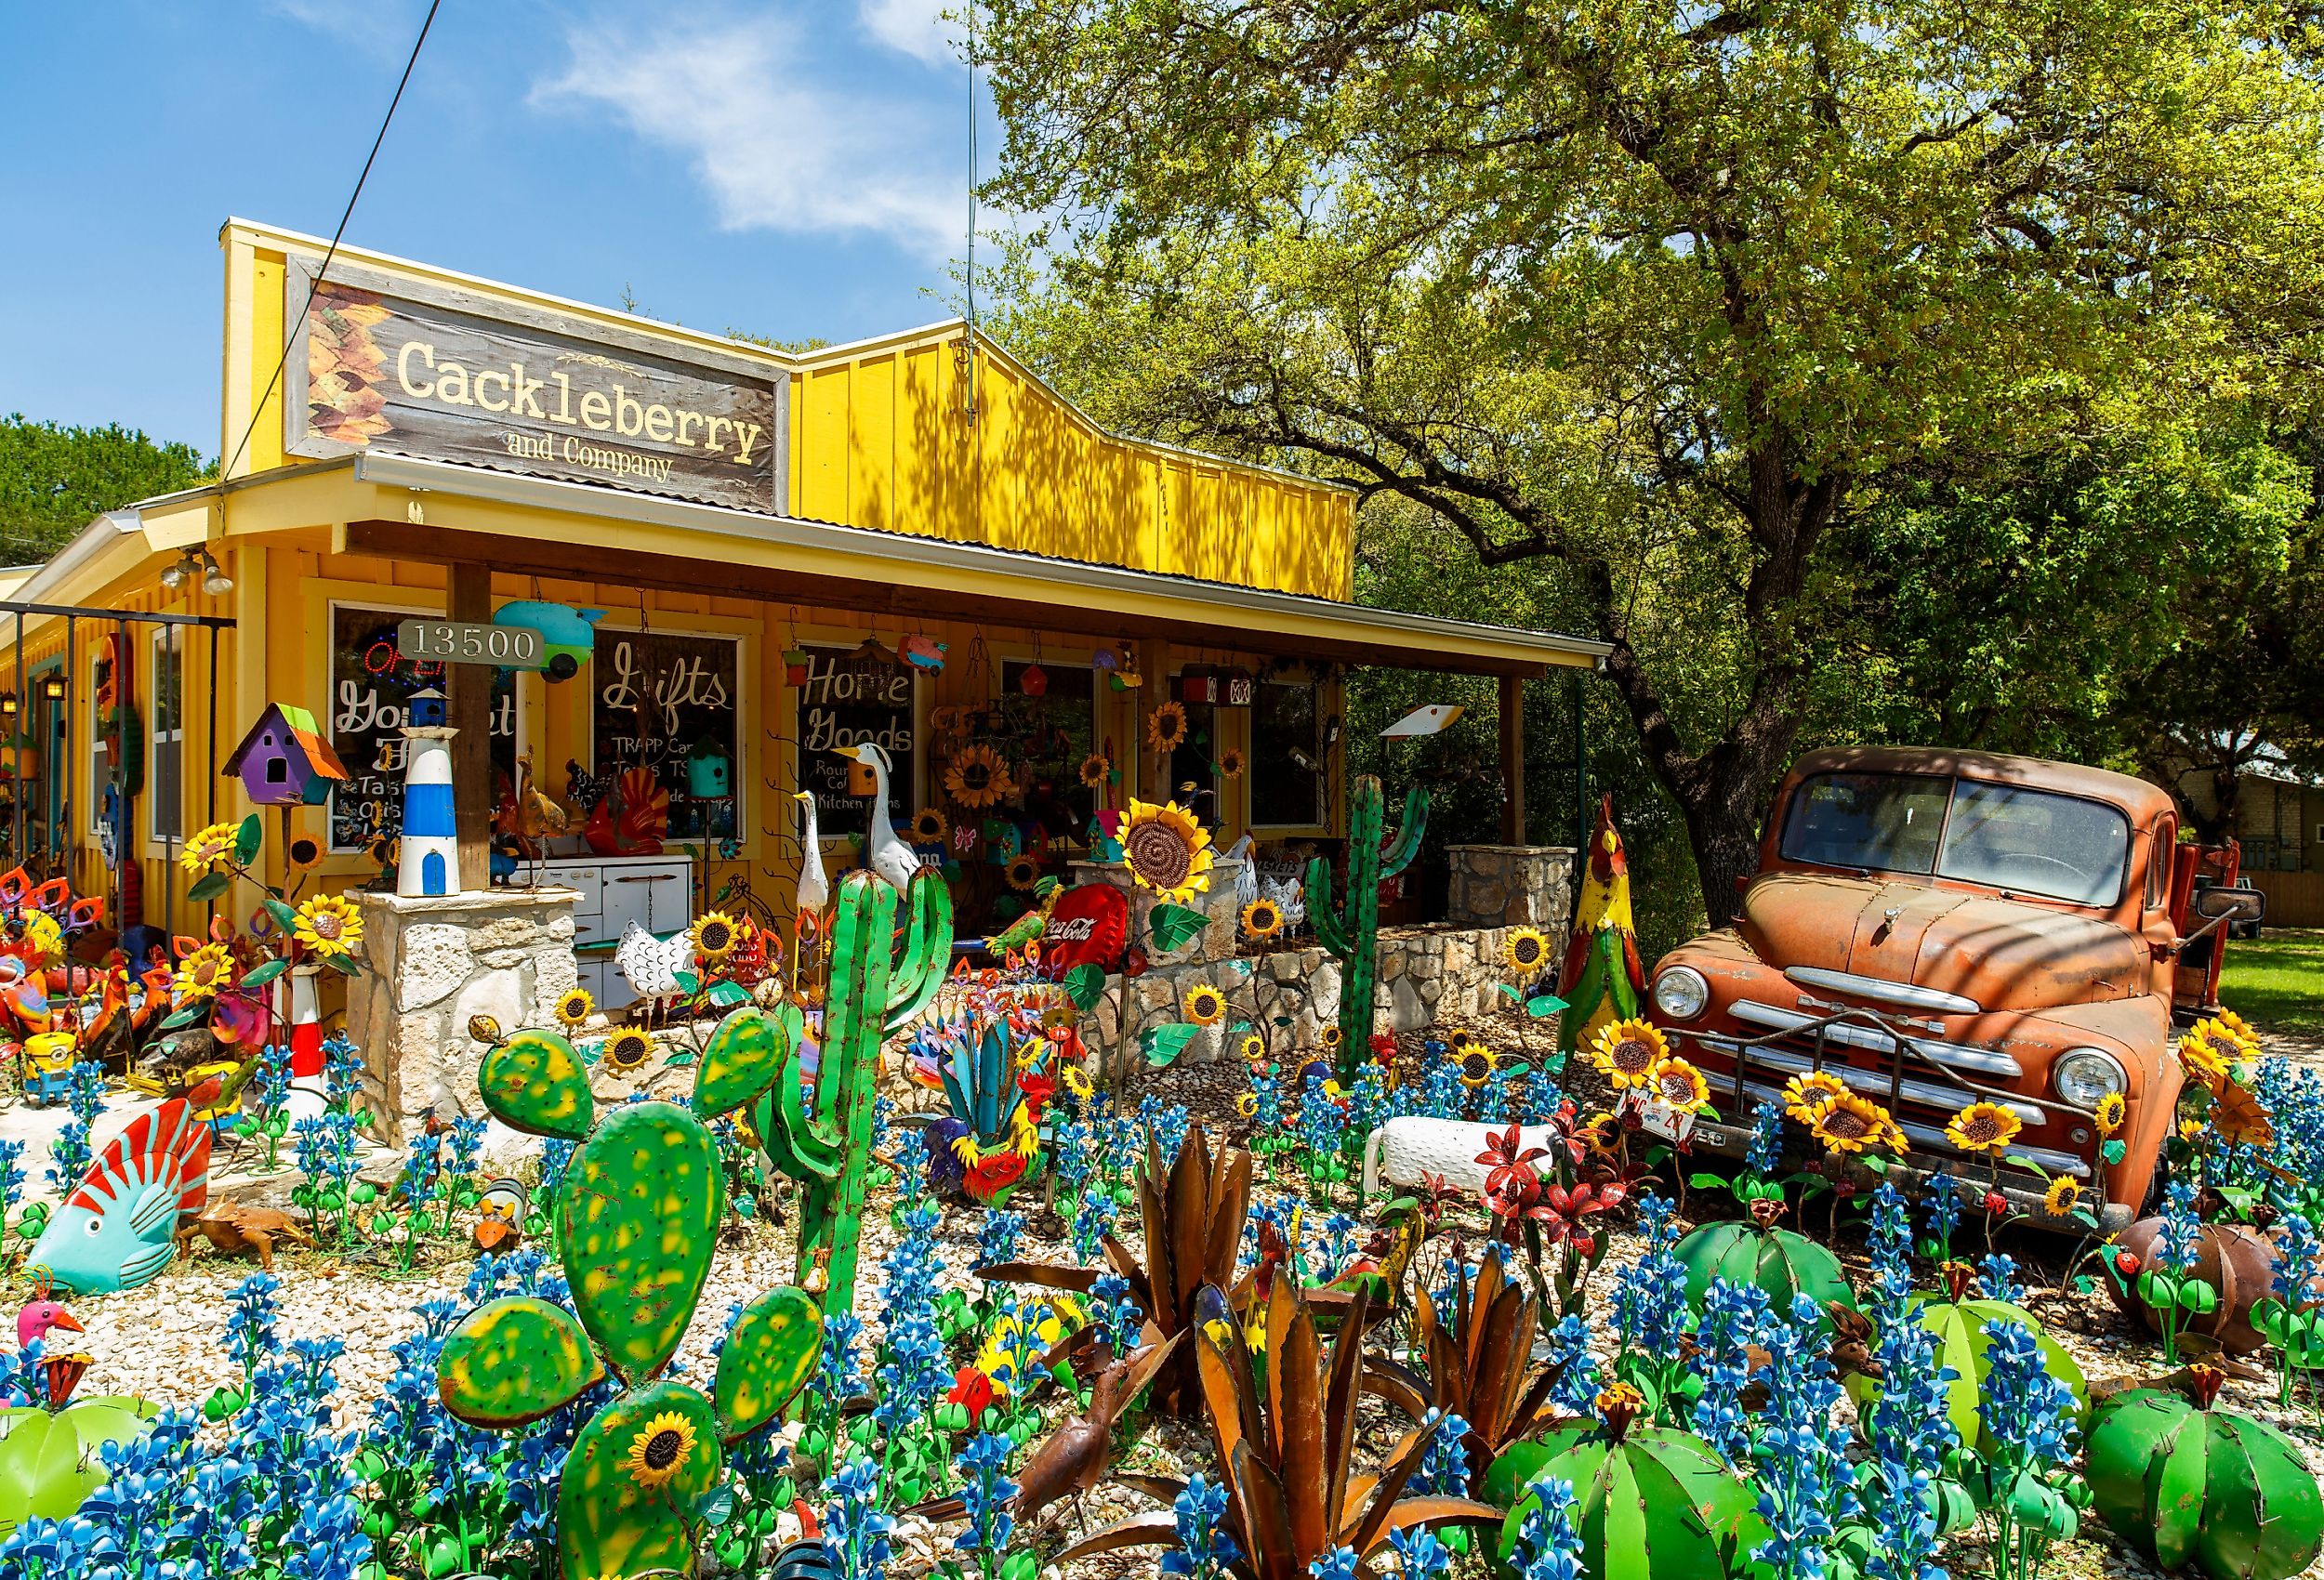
[441,1012,825,1580]
[1306,774,1427,1080]
[756,867,952,1313]
[2085,1371,2324,1580]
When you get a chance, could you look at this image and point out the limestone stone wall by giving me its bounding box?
[1081,920,1568,1078]
[1446,845,1577,928]
[346,888,582,1141]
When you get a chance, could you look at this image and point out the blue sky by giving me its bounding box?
[0,1,988,455]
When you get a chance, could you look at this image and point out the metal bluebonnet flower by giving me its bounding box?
[1743,1096,1786,1178]
[2157,1179,2202,1273]
[823,1455,897,1580]
[1749,1293,1860,1580]
[1544,1311,1602,1412]
[978,1206,1026,1269]
[1859,1262,1960,1580]
[1310,1545,1361,1580]
[223,1272,281,1376]
[1388,1527,1455,1578]
[1975,1250,2026,1305]
[1090,1271,1144,1361]
[953,1430,1019,1556]
[1070,1188,1119,1263]
[1509,1474,1584,1580]
[1161,1471,1240,1580]
[1416,1407,1472,1495]
[2272,1209,2321,1302]
[1867,1179,1913,1289]
[1690,1277,1773,1464]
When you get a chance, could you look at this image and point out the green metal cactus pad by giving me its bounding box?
[479,1028,597,1139]
[437,1296,606,1428]
[558,1101,725,1385]
[693,1006,791,1120]
[557,1379,722,1580]
[713,1284,825,1442]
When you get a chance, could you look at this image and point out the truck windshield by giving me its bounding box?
[1779,772,2130,905]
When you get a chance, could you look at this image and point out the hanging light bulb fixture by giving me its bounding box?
[199,548,234,596]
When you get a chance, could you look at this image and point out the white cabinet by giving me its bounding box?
[538,854,692,1013]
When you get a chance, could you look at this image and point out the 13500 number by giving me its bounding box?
[396,618,544,665]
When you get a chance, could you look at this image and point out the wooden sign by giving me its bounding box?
[396,618,544,667]
[794,644,917,837]
[592,628,740,840]
[286,260,786,512]
[328,604,515,850]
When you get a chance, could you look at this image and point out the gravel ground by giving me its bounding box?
[12,1010,2324,1579]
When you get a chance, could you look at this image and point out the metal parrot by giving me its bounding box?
[1557,795,1645,1061]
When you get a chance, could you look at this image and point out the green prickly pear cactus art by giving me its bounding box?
[1306,774,1427,1081]
[755,867,951,1315]
[442,1013,825,1580]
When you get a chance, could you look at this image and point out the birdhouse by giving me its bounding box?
[222,704,350,807]
[1224,667,1255,706]
[1179,667,1219,704]
[784,647,812,686]
[406,688,447,729]
[686,738,732,799]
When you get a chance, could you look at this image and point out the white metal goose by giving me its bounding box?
[830,742,920,893]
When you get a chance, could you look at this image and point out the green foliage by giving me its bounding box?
[0,414,209,561]
[979,0,2324,920]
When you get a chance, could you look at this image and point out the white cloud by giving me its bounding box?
[859,0,963,67]
[534,9,968,260]
[270,0,430,56]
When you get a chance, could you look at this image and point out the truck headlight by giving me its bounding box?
[1653,966,1710,1023]
[2053,1047,2127,1108]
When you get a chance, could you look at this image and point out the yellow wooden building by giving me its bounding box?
[2,218,1604,976]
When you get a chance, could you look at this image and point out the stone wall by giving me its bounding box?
[1445,845,1577,928]
[346,888,582,1141]
[1084,920,1569,1077]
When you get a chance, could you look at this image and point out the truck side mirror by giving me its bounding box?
[2190,885,2265,923]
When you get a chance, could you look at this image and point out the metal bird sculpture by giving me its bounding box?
[909,1336,1180,1532]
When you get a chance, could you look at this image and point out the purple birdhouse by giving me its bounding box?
[222,703,350,807]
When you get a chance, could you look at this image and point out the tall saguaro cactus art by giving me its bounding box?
[443,1012,825,1580]
[1307,775,1428,1081]
[757,867,952,1314]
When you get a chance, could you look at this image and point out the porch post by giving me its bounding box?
[446,562,493,890]
[1499,672,1525,844]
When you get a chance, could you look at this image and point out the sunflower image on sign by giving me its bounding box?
[306,287,396,444]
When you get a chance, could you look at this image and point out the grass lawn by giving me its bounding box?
[2219,927,2324,1037]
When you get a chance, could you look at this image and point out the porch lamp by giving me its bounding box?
[38,676,65,704]
[160,546,233,596]
[0,693,16,718]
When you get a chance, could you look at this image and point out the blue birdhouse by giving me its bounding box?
[406,688,447,729]
[686,738,732,799]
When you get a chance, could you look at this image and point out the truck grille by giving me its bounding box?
[1679,1000,2090,1178]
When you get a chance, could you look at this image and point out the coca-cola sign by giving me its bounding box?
[1041,883,1129,973]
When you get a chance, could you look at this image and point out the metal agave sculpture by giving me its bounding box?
[981,1122,1252,1417]
[442,1010,825,1580]
[757,867,951,1311]
[1061,1280,1500,1578]
[1305,775,1425,1081]
[1362,1244,1570,1494]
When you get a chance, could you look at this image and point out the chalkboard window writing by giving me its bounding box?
[590,627,741,841]
[328,603,516,851]
[794,645,918,838]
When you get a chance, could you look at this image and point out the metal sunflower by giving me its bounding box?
[619,1410,697,1490]
[601,1025,655,1073]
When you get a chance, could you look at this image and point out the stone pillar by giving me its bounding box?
[1444,845,1576,931]
[1063,856,1248,964]
[346,887,582,1141]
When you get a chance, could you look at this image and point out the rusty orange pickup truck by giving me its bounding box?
[1646,746,2265,1231]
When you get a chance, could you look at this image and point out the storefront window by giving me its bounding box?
[1001,659,1097,838]
[1251,676,1323,827]
[328,604,517,850]
[795,643,918,838]
[593,627,742,842]
[149,629,182,843]
[1164,684,1218,820]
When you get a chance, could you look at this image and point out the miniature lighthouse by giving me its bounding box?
[398,688,462,898]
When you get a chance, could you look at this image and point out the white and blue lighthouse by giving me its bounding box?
[397,687,462,898]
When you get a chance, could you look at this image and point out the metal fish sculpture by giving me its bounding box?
[28,1099,213,1295]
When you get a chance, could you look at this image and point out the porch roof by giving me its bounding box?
[104,452,1611,678]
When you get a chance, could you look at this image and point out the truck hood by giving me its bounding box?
[1736,873,2145,1012]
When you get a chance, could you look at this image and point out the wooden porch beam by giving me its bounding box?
[341,520,1555,680]
[1499,672,1525,844]
[446,561,494,890]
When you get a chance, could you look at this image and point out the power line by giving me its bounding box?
[219,0,445,483]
